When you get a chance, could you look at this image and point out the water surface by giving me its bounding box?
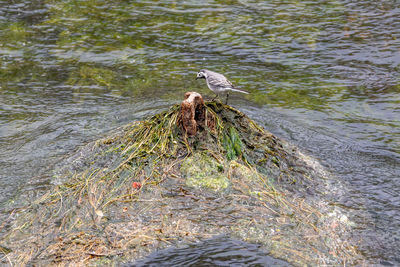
[0,0,399,265]
[131,236,291,267]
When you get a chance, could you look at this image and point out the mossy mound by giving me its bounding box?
[0,102,363,266]
[181,152,229,191]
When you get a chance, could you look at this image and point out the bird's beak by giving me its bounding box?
[195,77,199,80]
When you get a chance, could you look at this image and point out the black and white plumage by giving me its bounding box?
[196,69,249,104]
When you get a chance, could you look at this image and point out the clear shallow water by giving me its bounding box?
[0,0,399,265]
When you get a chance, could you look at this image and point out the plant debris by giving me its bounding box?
[0,99,364,266]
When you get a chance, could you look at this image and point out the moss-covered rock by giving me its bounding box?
[181,152,229,192]
[0,101,364,266]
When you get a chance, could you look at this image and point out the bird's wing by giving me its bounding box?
[207,72,234,88]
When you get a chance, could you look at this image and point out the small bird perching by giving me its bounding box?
[196,69,249,104]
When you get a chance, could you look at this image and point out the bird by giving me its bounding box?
[196,69,249,104]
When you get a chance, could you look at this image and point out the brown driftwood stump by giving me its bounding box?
[178,92,209,136]
[177,92,216,136]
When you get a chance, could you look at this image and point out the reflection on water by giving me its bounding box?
[131,236,291,267]
[0,0,399,265]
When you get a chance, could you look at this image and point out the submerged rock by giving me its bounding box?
[181,152,229,191]
[0,96,364,266]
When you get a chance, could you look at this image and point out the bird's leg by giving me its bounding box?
[225,92,229,105]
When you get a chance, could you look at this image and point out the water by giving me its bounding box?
[0,0,399,265]
[130,236,291,267]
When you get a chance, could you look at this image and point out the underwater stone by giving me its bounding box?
[180,152,229,191]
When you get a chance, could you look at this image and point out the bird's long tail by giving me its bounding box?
[228,87,249,94]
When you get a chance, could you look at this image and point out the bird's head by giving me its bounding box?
[196,70,207,80]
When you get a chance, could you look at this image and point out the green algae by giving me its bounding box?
[0,22,30,48]
[0,0,352,106]
[67,65,117,87]
[222,126,245,161]
[2,0,395,114]
[181,152,229,192]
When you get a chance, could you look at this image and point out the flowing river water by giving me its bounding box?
[0,0,399,265]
